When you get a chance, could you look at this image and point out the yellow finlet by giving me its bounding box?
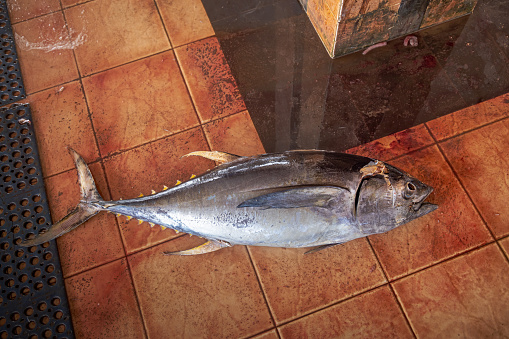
[149,222,155,227]
[116,213,121,217]
[151,190,156,194]
[175,180,181,186]
[163,185,169,190]
[190,174,196,179]
[175,230,180,234]
[160,225,165,230]
[126,216,132,221]
[138,219,143,225]
[138,193,144,197]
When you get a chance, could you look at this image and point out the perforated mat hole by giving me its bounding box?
[30,257,39,265]
[36,217,45,225]
[20,198,28,206]
[27,321,35,330]
[19,274,27,283]
[54,311,62,320]
[56,324,65,333]
[43,253,51,260]
[0,242,7,250]
[5,279,13,287]
[0,331,6,339]
[0,317,5,326]
[38,302,47,311]
[32,195,40,202]
[2,254,11,262]
[0,230,6,237]
[17,181,25,189]
[32,269,40,278]
[17,261,26,270]
[15,249,23,257]
[34,282,42,290]
[21,286,30,295]
[24,307,33,316]
[22,210,30,217]
[24,221,32,229]
[47,277,56,286]
[43,329,52,338]
[7,202,15,210]
[40,315,49,325]
[7,291,16,300]
[28,335,37,339]
[3,266,12,274]
[29,178,37,185]
[12,326,21,335]
[35,206,43,213]
[45,265,54,273]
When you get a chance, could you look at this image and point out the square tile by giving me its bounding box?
[6,0,60,23]
[128,237,273,338]
[440,118,509,238]
[13,12,79,93]
[203,110,265,156]
[65,259,146,338]
[346,124,435,161]
[248,238,386,324]
[60,0,88,8]
[26,81,100,177]
[156,0,214,47]
[64,0,170,76]
[369,145,492,280]
[392,244,509,338]
[82,51,199,157]
[427,93,509,141]
[175,37,246,122]
[103,128,215,253]
[45,162,124,278]
[279,285,413,338]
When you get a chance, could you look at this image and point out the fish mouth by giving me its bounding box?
[412,187,435,212]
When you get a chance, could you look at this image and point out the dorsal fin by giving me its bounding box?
[182,151,241,164]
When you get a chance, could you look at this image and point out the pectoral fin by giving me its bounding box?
[182,151,241,164]
[238,186,346,209]
[163,240,232,255]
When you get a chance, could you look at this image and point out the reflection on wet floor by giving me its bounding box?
[202,0,509,153]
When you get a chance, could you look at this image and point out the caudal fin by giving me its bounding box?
[20,148,104,247]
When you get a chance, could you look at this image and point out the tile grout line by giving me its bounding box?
[243,247,281,339]
[59,4,150,338]
[364,237,418,338]
[424,123,509,264]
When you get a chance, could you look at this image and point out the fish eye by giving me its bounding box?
[403,182,416,199]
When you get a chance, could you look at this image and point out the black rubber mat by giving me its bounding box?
[0,1,26,106]
[1,104,74,338]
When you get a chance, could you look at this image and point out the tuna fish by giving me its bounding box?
[21,148,437,254]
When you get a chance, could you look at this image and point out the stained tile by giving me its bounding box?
[279,285,413,338]
[45,162,124,278]
[26,81,99,177]
[393,244,509,338]
[369,145,492,280]
[175,37,246,123]
[346,124,434,161]
[82,51,199,157]
[156,0,214,47]
[65,259,146,338]
[12,11,79,93]
[203,110,265,156]
[128,237,273,338]
[426,93,509,141]
[440,119,509,238]
[248,238,386,324]
[103,128,215,253]
[64,0,170,76]
[6,0,60,23]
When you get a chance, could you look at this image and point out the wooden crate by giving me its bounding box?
[300,0,477,57]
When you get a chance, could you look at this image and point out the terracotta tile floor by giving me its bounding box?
[7,0,509,337]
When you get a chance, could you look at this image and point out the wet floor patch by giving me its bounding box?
[201,0,509,153]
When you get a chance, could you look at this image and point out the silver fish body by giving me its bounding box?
[22,149,437,254]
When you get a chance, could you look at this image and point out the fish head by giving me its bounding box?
[355,163,438,235]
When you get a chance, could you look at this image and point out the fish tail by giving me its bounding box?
[20,148,104,247]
